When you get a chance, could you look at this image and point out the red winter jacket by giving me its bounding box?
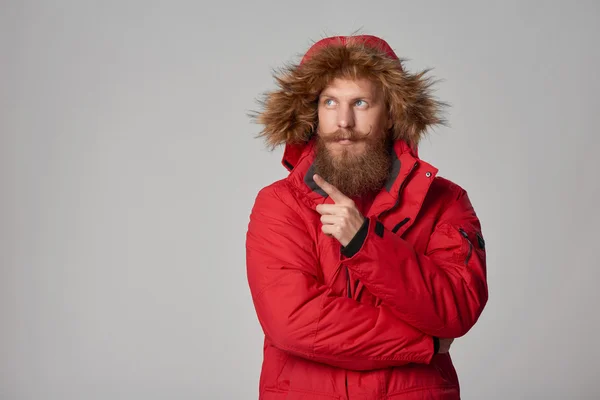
[246,137,488,399]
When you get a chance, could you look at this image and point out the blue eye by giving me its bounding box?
[325,99,335,106]
[355,100,367,107]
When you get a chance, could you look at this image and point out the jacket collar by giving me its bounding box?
[282,137,439,219]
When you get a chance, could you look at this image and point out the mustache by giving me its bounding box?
[318,126,372,142]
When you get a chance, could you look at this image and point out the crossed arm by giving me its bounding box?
[245,178,488,370]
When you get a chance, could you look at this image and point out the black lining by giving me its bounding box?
[374,220,384,238]
[433,337,440,354]
[384,151,401,192]
[345,266,351,298]
[303,163,327,197]
[392,217,410,233]
[377,161,418,221]
[283,159,294,170]
[341,217,369,258]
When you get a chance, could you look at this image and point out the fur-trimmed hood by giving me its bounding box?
[250,34,447,169]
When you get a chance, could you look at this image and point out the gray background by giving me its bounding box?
[1,0,599,399]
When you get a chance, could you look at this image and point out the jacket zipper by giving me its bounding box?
[340,163,418,400]
[344,265,350,398]
[458,228,473,265]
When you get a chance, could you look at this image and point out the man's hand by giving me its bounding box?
[438,338,454,354]
[313,174,366,247]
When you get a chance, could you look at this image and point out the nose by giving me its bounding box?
[337,104,355,128]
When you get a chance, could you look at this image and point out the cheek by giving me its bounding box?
[318,109,336,131]
[358,114,385,135]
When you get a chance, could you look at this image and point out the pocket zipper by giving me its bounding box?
[458,228,473,265]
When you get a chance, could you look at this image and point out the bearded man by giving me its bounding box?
[246,35,488,400]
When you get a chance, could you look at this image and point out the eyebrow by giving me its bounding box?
[319,93,374,101]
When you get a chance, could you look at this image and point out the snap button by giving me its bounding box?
[425,172,432,178]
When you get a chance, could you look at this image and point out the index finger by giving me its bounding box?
[313,174,349,204]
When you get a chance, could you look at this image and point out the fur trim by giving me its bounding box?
[249,35,448,150]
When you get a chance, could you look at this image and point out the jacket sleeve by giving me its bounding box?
[342,188,488,339]
[245,184,435,371]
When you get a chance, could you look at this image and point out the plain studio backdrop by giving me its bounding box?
[1,1,599,399]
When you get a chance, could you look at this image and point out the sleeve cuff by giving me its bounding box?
[341,217,369,258]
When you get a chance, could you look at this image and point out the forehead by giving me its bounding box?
[320,77,382,98]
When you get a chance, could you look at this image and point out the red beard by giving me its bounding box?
[313,128,392,198]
